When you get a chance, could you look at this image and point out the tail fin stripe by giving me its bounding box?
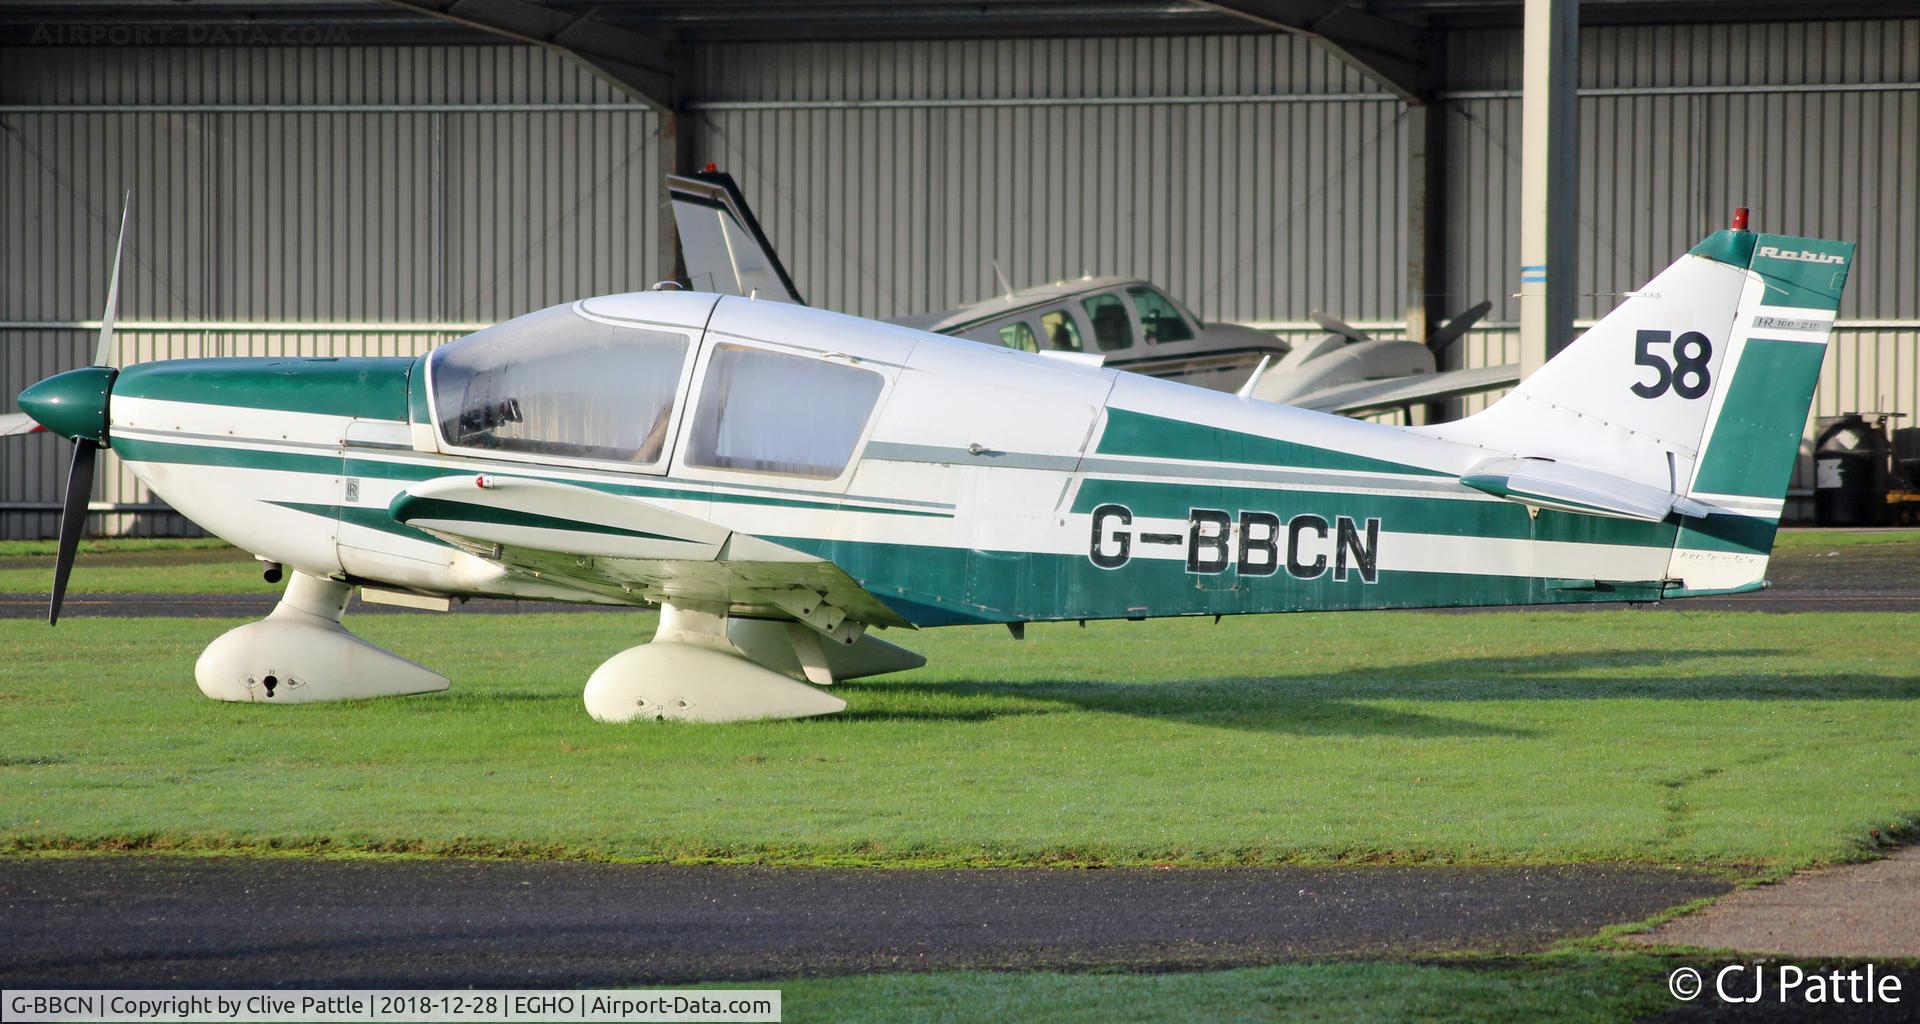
[1689,338,1829,498]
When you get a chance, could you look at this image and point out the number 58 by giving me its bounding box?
[1631,329,1712,399]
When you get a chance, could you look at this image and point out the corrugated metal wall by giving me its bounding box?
[0,46,660,536]
[685,36,1410,324]
[1440,18,1920,501]
[3,20,1917,536]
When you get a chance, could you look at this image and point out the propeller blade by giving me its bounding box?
[1309,311,1373,345]
[1,412,46,437]
[49,439,99,626]
[1425,299,1494,357]
[94,193,130,367]
[43,195,127,623]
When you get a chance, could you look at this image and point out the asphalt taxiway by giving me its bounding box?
[0,856,1729,987]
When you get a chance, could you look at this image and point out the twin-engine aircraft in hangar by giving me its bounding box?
[12,201,1852,722]
[666,168,1517,415]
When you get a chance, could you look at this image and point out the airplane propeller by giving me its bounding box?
[19,194,129,625]
[1308,311,1373,345]
[1423,300,1493,358]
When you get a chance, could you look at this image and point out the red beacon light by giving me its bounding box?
[705,162,718,173]
[1731,207,1749,231]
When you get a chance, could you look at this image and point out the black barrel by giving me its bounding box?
[1813,414,1891,527]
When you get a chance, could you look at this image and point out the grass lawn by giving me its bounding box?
[1772,527,1920,551]
[0,538,272,595]
[5,539,1914,1020]
[2,608,1914,870]
[777,956,1678,1024]
[0,538,233,558]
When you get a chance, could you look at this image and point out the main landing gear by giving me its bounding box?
[582,599,925,723]
[191,579,921,722]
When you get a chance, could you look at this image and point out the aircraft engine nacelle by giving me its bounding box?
[1252,340,1436,405]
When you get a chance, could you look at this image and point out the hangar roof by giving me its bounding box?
[4,0,1916,48]
[4,0,1914,107]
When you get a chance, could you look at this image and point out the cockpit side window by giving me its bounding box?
[998,321,1039,353]
[1080,293,1134,351]
[1126,285,1196,343]
[430,304,689,464]
[1039,310,1083,352]
[686,343,883,478]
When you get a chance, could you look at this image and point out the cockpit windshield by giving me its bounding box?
[430,304,690,464]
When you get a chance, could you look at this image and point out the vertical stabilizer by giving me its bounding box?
[666,170,805,304]
[1424,224,1853,593]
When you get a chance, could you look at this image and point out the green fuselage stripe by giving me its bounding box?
[1071,478,1681,549]
[270,501,446,547]
[1097,408,1449,478]
[772,536,1667,626]
[390,495,681,542]
[114,357,414,420]
[111,436,950,519]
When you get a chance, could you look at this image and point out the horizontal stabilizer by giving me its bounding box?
[1460,456,1713,523]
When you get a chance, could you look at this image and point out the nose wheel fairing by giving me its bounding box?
[194,571,449,704]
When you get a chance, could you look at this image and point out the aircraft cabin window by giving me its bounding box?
[1039,310,1083,352]
[687,343,884,478]
[431,305,689,464]
[998,322,1039,353]
[1127,285,1196,343]
[1080,294,1134,351]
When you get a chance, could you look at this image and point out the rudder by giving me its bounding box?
[1669,231,1854,591]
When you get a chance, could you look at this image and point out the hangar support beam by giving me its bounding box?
[382,0,696,281]
[382,0,676,111]
[1518,0,1579,374]
[1411,90,1451,426]
[1196,1,1429,103]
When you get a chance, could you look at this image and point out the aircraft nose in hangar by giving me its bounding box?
[17,365,116,444]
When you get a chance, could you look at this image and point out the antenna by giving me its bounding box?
[991,259,1014,300]
[1236,355,1273,400]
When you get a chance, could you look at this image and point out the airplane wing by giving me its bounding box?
[389,474,908,637]
[1,412,46,436]
[666,170,805,304]
[1287,364,1522,416]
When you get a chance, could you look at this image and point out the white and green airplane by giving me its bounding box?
[13,210,1852,723]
